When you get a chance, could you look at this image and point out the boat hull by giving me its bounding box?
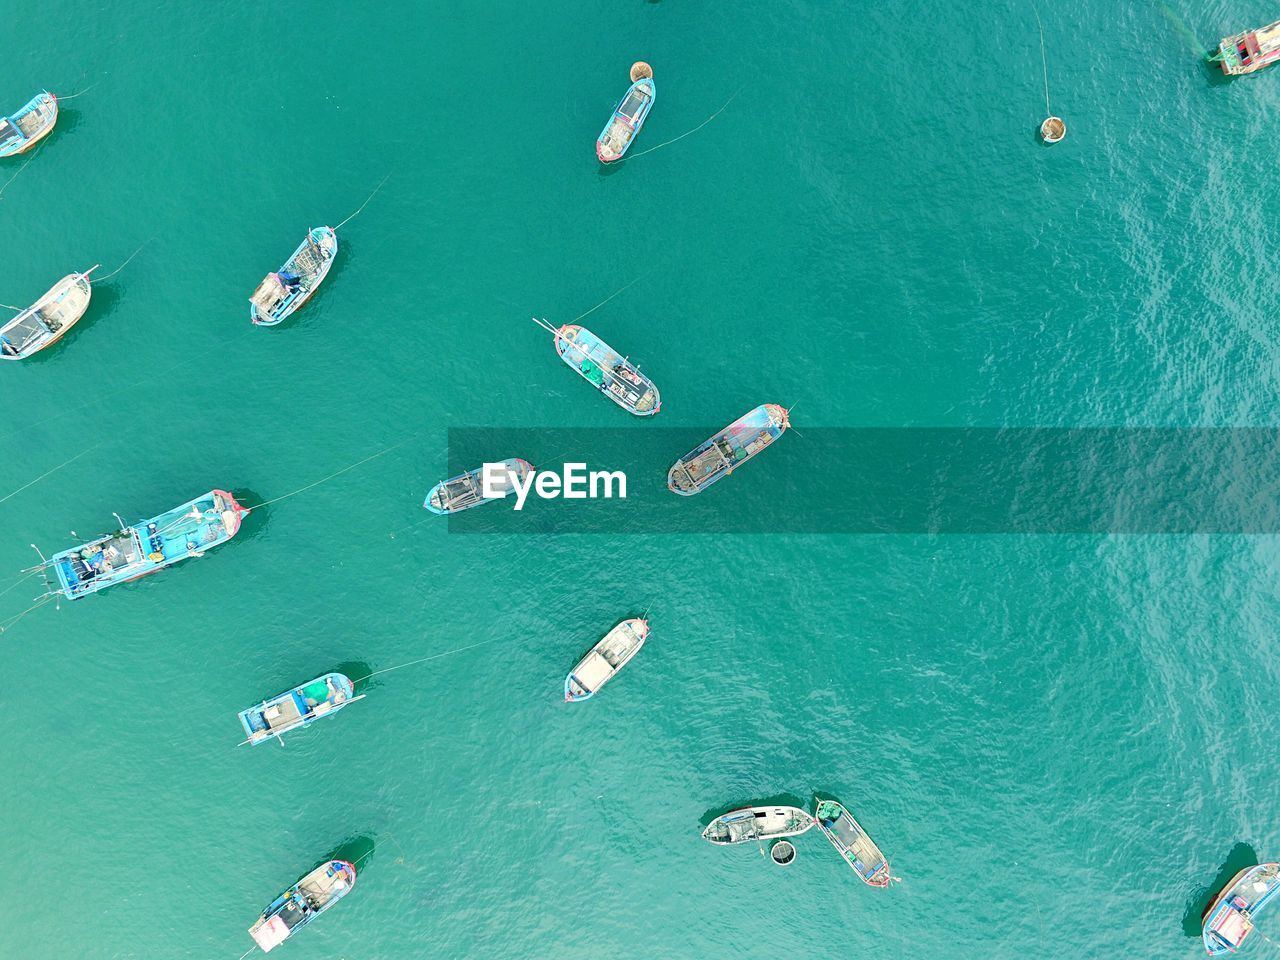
[250,227,338,326]
[555,324,660,415]
[1203,863,1280,955]
[0,270,94,360]
[813,796,890,887]
[249,860,356,953]
[238,672,358,744]
[702,805,816,844]
[596,78,655,162]
[423,458,533,514]
[564,618,648,701]
[667,404,789,496]
[48,490,248,600]
[1218,22,1280,74]
[0,92,58,158]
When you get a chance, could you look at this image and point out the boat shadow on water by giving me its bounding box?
[329,660,375,695]
[228,488,269,541]
[320,834,376,874]
[699,791,810,828]
[1199,57,1237,87]
[1183,842,1259,937]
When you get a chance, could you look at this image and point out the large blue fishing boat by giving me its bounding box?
[45,490,248,600]
[533,318,660,415]
[248,859,356,953]
[238,673,361,745]
[250,227,338,325]
[424,458,533,514]
[596,77,655,162]
[667,404,789,496]
[0,91,58,158]
[1203,862,1280,955]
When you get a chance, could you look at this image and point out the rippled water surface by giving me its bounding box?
[2,1,1279,957]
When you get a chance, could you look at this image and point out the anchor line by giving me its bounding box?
[618,86,743,162]
[95,240,152,282]
[1032,4,1052,115]
[352,638,497,683]
[333,174,390,231]
[244,437,415,510]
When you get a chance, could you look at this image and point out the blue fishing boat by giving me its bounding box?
[238,673,361,745]
[0,266,97,360]
[0,91,57,158]
[250,227,338,326]
[1203,863,1280,955]
[424,458,533,514]
[596,77,655,162]
[248,859,356,953]
[813,796,892,887]
[564,618,648,701]
[45,490,248,600]
[667,404,789,496]
[532,318,660,415]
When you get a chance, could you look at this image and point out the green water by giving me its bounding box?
[3,0,1280,957]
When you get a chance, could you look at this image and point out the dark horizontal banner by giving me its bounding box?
[443,428,1280,534]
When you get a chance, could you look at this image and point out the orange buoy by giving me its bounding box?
[630,61,653,82]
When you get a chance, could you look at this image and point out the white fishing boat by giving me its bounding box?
[0,266,97,359]
[564,618,648,701]
[702,805,816,845]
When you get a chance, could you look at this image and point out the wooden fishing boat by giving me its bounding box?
[533,318,660,415]
[238,673,362,745]
[423,458,533,514]
[596,77,655,162]
[702,805,815,845]
[250,227,338,325]
[564,618,648,701]
[248,859,356,953]
[813,796,891,887]
[1216,21,1280,74]
[1203,862,1280,955]
[45,490,248,600]
[667,404,789,496]
[0,266,97,360]
[0,91,58,158]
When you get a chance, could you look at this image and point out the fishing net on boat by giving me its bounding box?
[302,680,330,701]
[294,240,326,278]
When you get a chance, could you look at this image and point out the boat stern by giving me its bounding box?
[564,673,595,702]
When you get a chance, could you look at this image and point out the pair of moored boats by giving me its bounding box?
[702,795,893,886]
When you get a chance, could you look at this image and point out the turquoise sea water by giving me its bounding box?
[4,0,1280,957]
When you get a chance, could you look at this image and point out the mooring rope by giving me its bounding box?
[95,240,151,282]
[0,569,40,602]
[1033,5,1052,115]
[571,275,642,322]
[0,444,100,507]
[57,82,99,102]
[619,86,743,162]
[333,174,390,231]
[0,139,47,202]
[0,594,56,634]
[352,638,497,682]
[243,437,414,510]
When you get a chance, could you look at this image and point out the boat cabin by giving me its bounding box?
[1206,898,1253,952]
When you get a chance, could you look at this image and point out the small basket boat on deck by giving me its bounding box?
[248,859,356,953]
[1216,21,1280,75]
[533,318,660,415]
[423,458,533,514]
[238,673,362,745]
[0,91,58,158]
[702,805,816,845]
[564,618,648,701]
[667,404,789,496]
[0,266,97,360]
[596,77,655,162]
[250,226,338,326]
[45,490,248,600]
[1203,862,1280,955]
[813,796,891,887]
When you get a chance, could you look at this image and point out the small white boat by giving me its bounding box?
[564,618,648,701]
[0,266,97,359]
[702,805,816,845]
